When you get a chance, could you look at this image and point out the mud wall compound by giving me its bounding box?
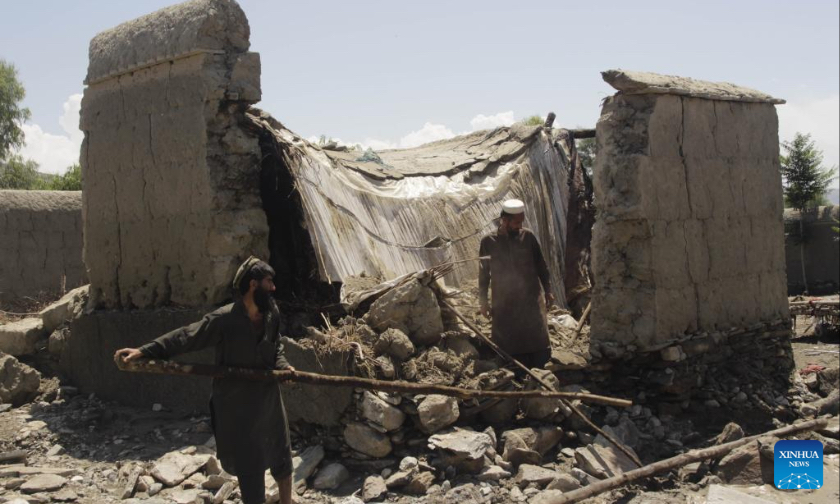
[591,71,790,351]
[81,0,267,309]
[0,190,86,302]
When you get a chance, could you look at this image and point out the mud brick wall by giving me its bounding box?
[81,0,268,309]
[0,190,86,302]
[591,74,790,351]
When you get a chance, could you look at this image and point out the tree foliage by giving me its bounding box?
[0,155,43,189]
[0,59,31,160]
[780,133,837,211]
[576,137,596,171]
[48,163,82,191]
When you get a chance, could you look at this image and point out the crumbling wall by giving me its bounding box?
[591,70,790,351]
[784,205,840,294]
[0,190,86,302]
[81,0,267,309]
[61,308,353,425]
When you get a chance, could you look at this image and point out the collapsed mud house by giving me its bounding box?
[56,0,795,418]
[2,0,830,502]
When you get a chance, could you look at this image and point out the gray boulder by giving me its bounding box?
[368,279,444,345]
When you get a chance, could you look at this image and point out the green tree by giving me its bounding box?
[780,132,838,293]
[576,137,596,172]
[0,154,43,189]
[0,60,31,160]
[48,163,82,191]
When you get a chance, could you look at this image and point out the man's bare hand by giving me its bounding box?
[114,348,143,362]
[286,366,296,373]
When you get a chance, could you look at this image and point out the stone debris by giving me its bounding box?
[359,391,406,431]
[514,464,557,488]
[312,462,349,490]
[0,353,41,406]
[0,318,45,356]
[344,423,393,458]
[417,395,459,433]
[373,328,415,362]
[292,445,325,492]
[367,279,444,346]
[39,285,89,333]
[361,475,387,502]
[19,473,67,493]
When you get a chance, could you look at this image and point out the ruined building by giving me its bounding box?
[56,0,793,413]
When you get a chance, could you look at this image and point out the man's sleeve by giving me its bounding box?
[531,232,552,295]
[478,237,491,306]
[275,338,291,370]
[140,312,223,359]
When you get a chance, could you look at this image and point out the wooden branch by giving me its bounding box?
[114,358,631,407]
[572,301,592,342]
[439,299,641,467]
[0,450,28,464]
[569,128,596,139]
[545,418,829,504]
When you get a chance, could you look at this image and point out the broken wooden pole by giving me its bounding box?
[569,128,596,139]
[439,299,642,467]
[544,418,829,504]
[114,358,632,407]
[572,301,592,342]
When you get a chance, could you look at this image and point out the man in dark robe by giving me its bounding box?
[479,199,554,369]
[115,257,295,504]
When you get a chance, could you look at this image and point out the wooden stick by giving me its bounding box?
[572,301,592,342]
[0,450,28,464]
[439,299,642,467]
[114,358,632,407]
[545,418,829,504]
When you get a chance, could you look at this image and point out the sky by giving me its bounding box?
[1,0,838,195]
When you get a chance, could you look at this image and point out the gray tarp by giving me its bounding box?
[250,114,571,307]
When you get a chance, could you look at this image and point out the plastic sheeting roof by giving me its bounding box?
[249,112,571,306]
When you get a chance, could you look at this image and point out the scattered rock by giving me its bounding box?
[530,489,565,504]
[373,328,415,362]
[360,391,406,431]
[20,473,67,493]
[514,464,557,488]
[362,475,387,502]
[547,473,583,492]
[476,465,511,482]
[715,440,774,485]
[404,471,435,495]
[715,422,744,444]
[313,462,349,490]
[39,285,88,332]
[292,445,325,492]
[0,318,45,356]
[706,484,774,503]
[521,370,562,420]
[344,423,393,457]
[367,279,444,345]
[150,451,209,487]
[0,353,41,405]
[417,395,459,433]
[428,427,494,473]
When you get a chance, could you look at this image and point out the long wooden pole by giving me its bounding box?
[114,358,632,407]
[572,301,592,342]
[545,418,829,504]
[439,299,642,467]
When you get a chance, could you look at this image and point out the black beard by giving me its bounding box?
[508,228,521,238]
[253,287,272,313]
